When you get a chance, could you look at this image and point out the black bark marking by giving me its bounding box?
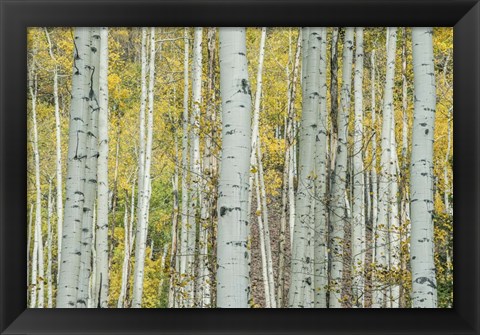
[415,276,436,289]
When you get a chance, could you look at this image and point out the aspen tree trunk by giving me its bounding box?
[444,116,452,215]
[93,27,110,308]
[27,204,33,288]
[257,143,276,307]
[278,30,302,307]
[45,29,64,270]
[117,203,130,308]
[389,115,401,308]
[373,27,397,308]
[313,27,328,308]
[57,27,91,308]
[254,171,271,307]
[47,180,53,308]
[410,27,437,308]
[248,27,266,216]
[179,28,190,307]
[289,28,321,308]
[77,28,100,307]
[37,216,45,308]
[186,27,202,307]
[248,27,276,308]
[288,32,302,251]
[196,27,216,308]
[216,27,252,308]
[169,157,179,307]
[137,27,148,226]
[29,56,41,308]
[329,27,354,308]
[132,27,156,308]
[370,49,379,306]
[351,27,366,307]
[329,27,340,155]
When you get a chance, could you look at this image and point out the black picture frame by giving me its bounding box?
[1,0,478,334]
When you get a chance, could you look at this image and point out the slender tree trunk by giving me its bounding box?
[92,27,110,308]
[168,151,179,307]
[30,48,46,308]
[186,27,202,307]
[389,114,401,308]
[444,115,452,215]
[44,29,64,273]
[278,30,302,308]
[329,27,354,308]
[351,27,366,307]
[47,180,53,308]
[373,27,397,308]
[313,27,328,308]
[77,28,100,307]
[257,141,276,307]
[329,27,340,155]
[27,203,33,289]
[410,27,437,308]
[29,60,38,308]
[179,28,190,307]
[254,170,271,307]
[369,49,379,307]
[248,27,276,308]
[132,27,156,307]
[216,27,252,308]
[289,28,321,308]
[248,27,266,216]
[57,27,91,308]
[197,27,214,308]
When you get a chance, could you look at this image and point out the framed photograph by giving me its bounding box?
[1,0,479,334]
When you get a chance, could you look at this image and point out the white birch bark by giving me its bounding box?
[248,27,276,308]
[47,180,53,308]
[410,27,437,308]
[289,28,321,308]
[196,28,213,307]
[216,27,252,308]
[370,49,379,306]
[248,27,266,216]
[444,116,452,215]
[186,27,202,307]
[29,57,40,308]
[137,27,148,231]
[179,28,190,307]
[57,27,91,308]
[329,27,354,308]
[132,27,156,307]
[373,27,397,308]
[92,27,110,308]
[313,27,328,308]
[351,27,366,307]
[254,171,271,307]
[257,142,276,307]
[77,28,100,307]
[44,29,64,270]
[278,30,302,307]
[27,203,33,288]
[389,114,401,308]
[169,158,180,307]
